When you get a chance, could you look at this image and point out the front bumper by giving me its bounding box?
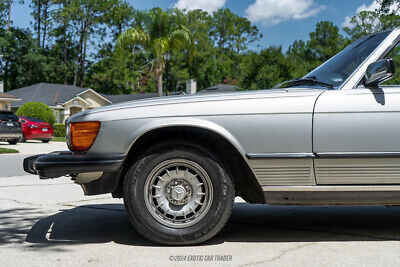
[24,151,126,179]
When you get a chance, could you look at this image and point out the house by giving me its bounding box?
[0,82,20,111]
[198,84,239,94]
[7,83,183,123]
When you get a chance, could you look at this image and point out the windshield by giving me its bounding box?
[303,31,391,88]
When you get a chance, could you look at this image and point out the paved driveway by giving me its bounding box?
[1,175,400,266]
[0,141,67,177]
[0,140,67,155]
[1,141,400,266]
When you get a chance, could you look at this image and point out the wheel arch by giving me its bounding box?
[114,120,265,204]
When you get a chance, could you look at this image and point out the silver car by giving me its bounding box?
[24,28,400,245]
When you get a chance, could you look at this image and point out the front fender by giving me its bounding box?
[127,117,247,157]
[88,117,246,158]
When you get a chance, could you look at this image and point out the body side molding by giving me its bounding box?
[316,152,400,158]
[247,152,400,160]
[263,185,400,205]
[246,153,316,159]
[262,185,400,191]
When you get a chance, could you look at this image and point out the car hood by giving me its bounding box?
[68,87,326,122]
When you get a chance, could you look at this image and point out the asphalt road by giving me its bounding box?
[1,175,400,266]
[0,141,67,177]
[0,140,67,155]
[0,154,31,177]
[2,142,400,266]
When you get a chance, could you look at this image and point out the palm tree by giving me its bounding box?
[117,8,194,96]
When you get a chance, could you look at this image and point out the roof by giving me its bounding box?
[8,83,185,107]
[8,83,88,107]
[0,92,19,99]
[198,84,239,94]
[105,93,160,103]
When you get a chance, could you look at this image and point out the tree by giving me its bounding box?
[47,0,130,87]
[109,0,134,41]
[86,43,146,94]
[117,8,194,96]
[240,46,292,90]
[31,0,53,47]
[286,40,317,78]
[343,0,400,40]
[308,21,346,62]
[4,0,24,31]
[0,1,8,28]
[343,11,381,40]
[0,4,366,96]
[378,0,400,30]
[16,102,56,124]
[210,8,260,54]
[380,0,400,13]
[0,27,66,90]
[68,0,122,86]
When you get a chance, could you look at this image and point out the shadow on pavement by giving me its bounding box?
[16,203,400,248]
[1,207,47,245]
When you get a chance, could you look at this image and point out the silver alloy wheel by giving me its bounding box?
[144,159,213,228]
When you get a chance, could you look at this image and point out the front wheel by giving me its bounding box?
[123,142,235,245]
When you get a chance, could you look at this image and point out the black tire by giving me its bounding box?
[42,140,50,143]
[8,139,18,145]
[123,141,235,245]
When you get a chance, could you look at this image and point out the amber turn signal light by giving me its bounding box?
[69,121,101,152]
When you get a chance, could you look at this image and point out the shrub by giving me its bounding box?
[16,102,56,125]
[53,124,66,137]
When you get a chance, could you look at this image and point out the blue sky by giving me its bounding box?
[11,0,377,51]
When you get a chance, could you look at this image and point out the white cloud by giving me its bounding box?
[342,0,400,28]
[245,0,324,26]
[342,1,380,28]
[174,0,227,14]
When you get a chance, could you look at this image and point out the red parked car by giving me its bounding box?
[19,116,54,143]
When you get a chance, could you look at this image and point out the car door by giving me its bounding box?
[313,35,400,185]
[313,85,400,184]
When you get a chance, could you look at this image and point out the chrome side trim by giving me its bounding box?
[262,185,400,192]
[316,152,400,158]
[263,190,400,205]
[246,153,315,159]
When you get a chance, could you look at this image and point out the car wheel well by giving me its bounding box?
[113,126,265,204]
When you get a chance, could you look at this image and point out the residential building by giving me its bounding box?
[0,81,20,111]
[7,83,183,123]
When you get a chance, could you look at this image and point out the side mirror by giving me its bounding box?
[364,58,395,88]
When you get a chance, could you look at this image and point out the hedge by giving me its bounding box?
[16,102,56,125]
[53,124,66,137]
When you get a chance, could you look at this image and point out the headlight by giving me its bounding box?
[67,121,101,152]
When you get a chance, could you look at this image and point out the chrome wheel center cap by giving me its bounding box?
[171,185,186,201]
[166,179,192,205]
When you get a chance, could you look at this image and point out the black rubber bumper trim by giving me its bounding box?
[24,151,126,178]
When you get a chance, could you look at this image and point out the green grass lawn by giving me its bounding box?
[52,136,66,142]
[0,147,19,154]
